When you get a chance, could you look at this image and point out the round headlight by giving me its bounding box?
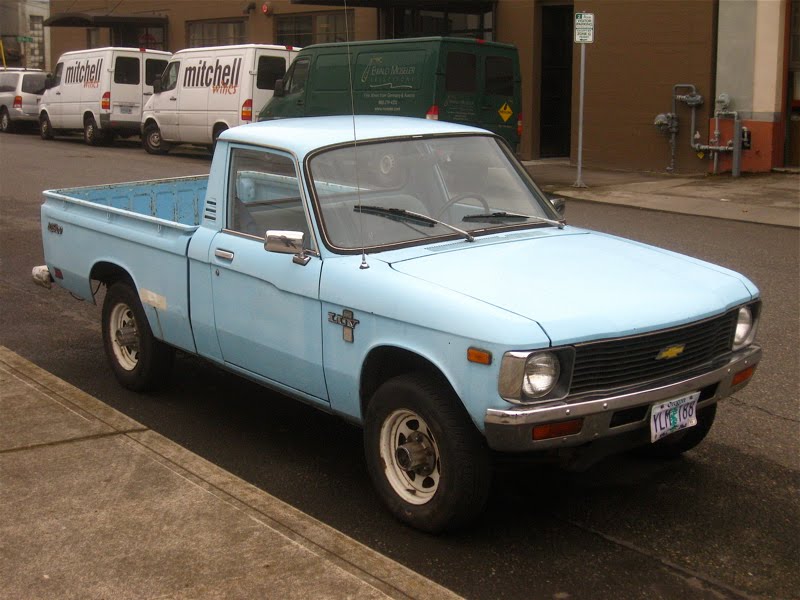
[733,306,753,349]
[522,353,560,398]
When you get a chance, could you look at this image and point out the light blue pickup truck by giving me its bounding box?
[34,116,762,532]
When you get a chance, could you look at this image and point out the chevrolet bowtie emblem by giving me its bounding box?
[656,344,686,360]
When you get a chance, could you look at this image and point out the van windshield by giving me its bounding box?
[309,135,558,251]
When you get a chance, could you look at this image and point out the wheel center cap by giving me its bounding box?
[395,432,435,475]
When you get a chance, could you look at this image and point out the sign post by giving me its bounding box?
[573,12,594,188]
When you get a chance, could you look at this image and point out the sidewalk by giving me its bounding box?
[0,347,461,600]
[523,159,800,228]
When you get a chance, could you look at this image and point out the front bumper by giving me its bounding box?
[484,344,761,452]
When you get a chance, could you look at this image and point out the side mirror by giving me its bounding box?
[265,230,310,265]
[273,79,285,98]
[549,195,566,217]
[152,76,162,94]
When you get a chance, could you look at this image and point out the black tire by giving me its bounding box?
[364,373,491,533]
[0,108,14,133]
[143,122,169,155]
[84,115,103,146]
[636,403,717,459]
[39,113,54,139]
[101,281,174,392]
[211,125,227,154]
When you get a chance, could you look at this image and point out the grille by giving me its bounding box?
[570,310,738,396]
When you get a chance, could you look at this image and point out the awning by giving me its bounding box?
[44,12,167,28]
[290,0,492,13]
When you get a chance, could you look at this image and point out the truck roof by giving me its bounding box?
[220,116,488,156]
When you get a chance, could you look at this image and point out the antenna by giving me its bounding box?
[343,0,369,269]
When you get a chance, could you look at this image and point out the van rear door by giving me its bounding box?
[437,48,479,132]
[478,51,520,148]
[110,54,143,123]
[252,49,291,119]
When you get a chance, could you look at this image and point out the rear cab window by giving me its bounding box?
[445,52,477,93]
[485,56,514,96]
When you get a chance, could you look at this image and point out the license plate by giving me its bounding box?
[120,106,132,114]
[650,392,700,443]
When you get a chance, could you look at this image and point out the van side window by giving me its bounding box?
[256,56,286,90]
[114,57,140,85]
[22,73,47,95]
[52,63,63,86]
[286,58,310,95]
[161,62,180,92]
[228,147,313,248]
[485,56,514,96]
[445,52,476,93]
[146,59,169,86]
[0,73,17,92]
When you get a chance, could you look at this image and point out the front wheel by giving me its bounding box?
[39,114,53,139]
[364,373,491,533]
[143,123,169,155]
[101,282,174,392]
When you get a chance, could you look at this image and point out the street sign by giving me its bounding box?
[575,12,594,44]
[17,36,34,43]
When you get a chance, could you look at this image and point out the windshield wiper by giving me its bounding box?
[462,211,565,229]
[355,205,475,242]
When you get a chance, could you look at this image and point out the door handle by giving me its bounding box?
[214,249,234,261]
[296,100,304,106]
[55,92,61,95]
[169,96,177,101]
[143,92,153,96]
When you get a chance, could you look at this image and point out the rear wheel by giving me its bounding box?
[101,282,174,392]
[39,113,53,139]
[84,115,104,146]
[0,108,14,133]
[143,122,168,155]
[636,403,717,459]
[364,373,491,533]
[211,124,227,154]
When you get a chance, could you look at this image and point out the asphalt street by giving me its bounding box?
[1,132,798,599]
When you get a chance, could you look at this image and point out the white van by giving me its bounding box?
[140,44,298,154]
[40,47,171,145]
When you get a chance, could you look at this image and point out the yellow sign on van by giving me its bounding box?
[498,103,513,122]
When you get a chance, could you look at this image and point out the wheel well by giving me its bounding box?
[360,346,451,417]
[143,118,157,129]
[213,123,228,137]
[90,262,134,291]
[83,111,95,125]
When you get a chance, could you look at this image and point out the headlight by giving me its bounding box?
[732,306,756,350]
[522,353,560,398]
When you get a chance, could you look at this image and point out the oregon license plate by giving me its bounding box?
[120,106,132,114]
[650,392,700,443]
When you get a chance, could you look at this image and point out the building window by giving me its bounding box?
[187,20,246,48]
[276,11,354,47]
[385,8,493,41]
[28,15,45,69]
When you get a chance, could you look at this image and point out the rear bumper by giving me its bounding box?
[484,344,761,452]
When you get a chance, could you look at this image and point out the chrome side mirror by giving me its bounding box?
[265,230,310,265]
[549,195,566,217]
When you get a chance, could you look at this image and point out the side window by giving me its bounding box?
[485,56,514,96]
[160,61,180,92]
[446,52,477,93]
[0,73,18,92]
[22,74,47,95]
[114,56,140,85]
[228,147,313,248]
[52,63,63,86]
[145,59,168,86]
[256,56,286,90]
[286,58,310,95]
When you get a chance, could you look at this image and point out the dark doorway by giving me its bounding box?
[539,5,573,157]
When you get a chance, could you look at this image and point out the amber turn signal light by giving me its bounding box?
[467,347,492,365]
[532,418,584,441]
[732,365,756,387]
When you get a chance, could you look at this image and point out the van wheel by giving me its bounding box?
[39,114,54,139]
[143,123,168,155]
[364,373,491,533]
[211,125,227,153]
[101,282,174,392]
[0,108,14,133]
[84,116,103,146]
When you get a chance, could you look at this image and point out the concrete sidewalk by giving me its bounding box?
[523,159,799,228]
[0,347,460,600]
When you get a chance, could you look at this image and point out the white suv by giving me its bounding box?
[0,68,47,133]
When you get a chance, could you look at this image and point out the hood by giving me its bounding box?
[389,230,756,345]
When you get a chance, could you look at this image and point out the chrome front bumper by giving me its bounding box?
[484,344,762,452]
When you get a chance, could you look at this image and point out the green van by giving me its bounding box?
[258,37,522,148]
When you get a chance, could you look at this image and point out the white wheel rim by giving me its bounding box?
[379,409,441,505]
[109,302,139,371]
[149,130,161,147]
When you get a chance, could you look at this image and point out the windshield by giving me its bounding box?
[308,135,557,251]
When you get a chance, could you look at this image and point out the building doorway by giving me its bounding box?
[539,4,573,158]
